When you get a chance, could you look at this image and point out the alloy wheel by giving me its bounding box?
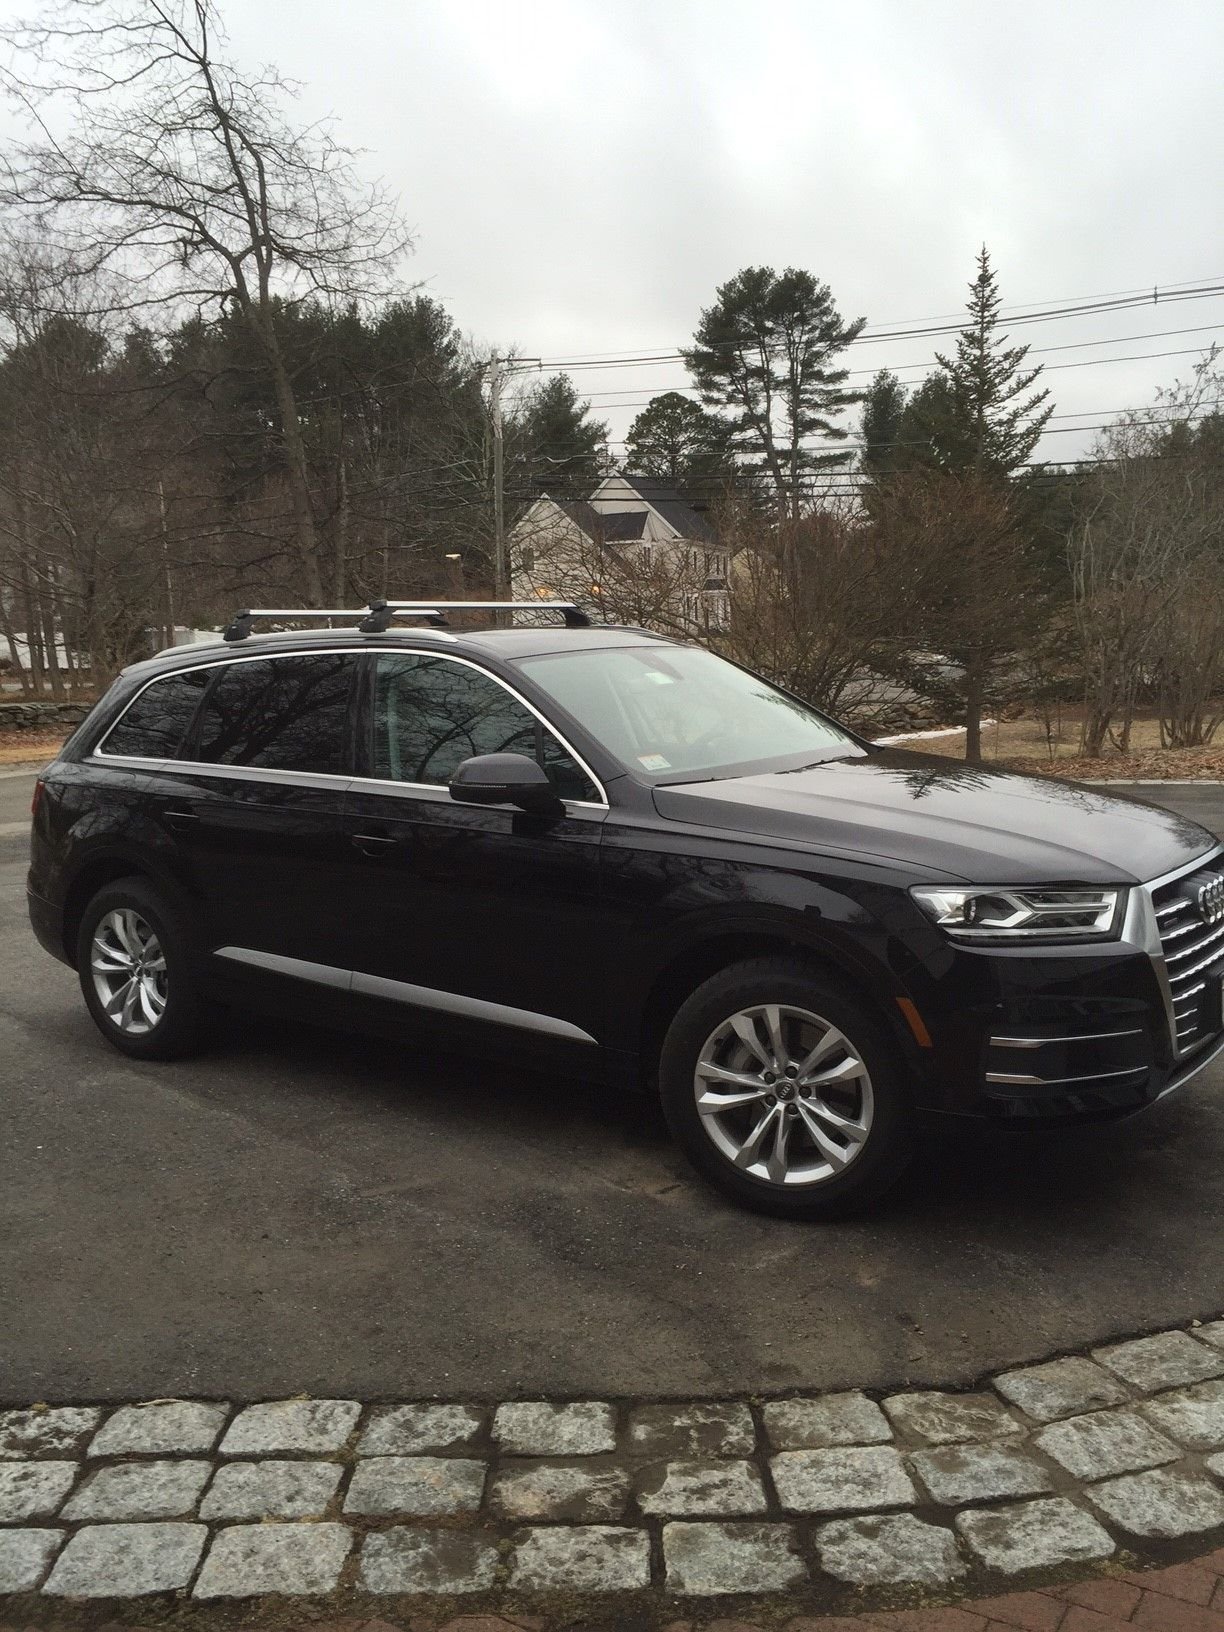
[693,1002,874,1187]
[90,908,168,1036]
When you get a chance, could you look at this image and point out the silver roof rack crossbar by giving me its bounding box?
[223,605,445,641]
[221,599,592,642]
[385,599,592,629]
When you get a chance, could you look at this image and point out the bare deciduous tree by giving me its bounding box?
[0,0,410,604]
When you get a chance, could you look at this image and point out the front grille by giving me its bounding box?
[1152,862,1224,1056]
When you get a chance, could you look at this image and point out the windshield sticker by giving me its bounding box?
[643,670,676,685]
[638,752,671,771]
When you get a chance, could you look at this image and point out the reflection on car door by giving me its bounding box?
[140,652,359,995]
[342,650,610,1047]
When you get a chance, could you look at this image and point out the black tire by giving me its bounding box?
[658,956,913,1219]
[76,876,210,1060]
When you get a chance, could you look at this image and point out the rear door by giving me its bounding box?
[140,651,360,1000]
[341,649,611,1049]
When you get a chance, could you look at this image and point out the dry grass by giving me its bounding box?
[901,712,1224,780]
[0,728,71,766]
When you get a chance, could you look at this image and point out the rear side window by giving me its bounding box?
[371,652,600,801]
[100,669,209,759]
[195,655,356,774]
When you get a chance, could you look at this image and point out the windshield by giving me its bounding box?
[517,644,864,782]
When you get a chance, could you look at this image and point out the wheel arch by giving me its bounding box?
[61,848,192,968]
[636,914,923,1091]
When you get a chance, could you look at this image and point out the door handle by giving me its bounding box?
[163,808,199,831]
[351,832,397,856]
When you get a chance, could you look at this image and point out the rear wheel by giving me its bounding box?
[658,957,913,1218]
[77,878,210,1060]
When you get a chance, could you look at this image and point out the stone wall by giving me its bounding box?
[0,700,92,732]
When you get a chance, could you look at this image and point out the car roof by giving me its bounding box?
[120,622,671,681]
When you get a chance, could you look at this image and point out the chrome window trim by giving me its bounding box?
[91,642,610,811]
[213,945,598,1045]
[364,648,608,808]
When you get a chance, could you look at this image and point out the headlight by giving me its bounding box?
[910,885,1124,941]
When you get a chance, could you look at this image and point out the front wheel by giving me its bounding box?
[658,957,913,1219]
[77,877,210,1060]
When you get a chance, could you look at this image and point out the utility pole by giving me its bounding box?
[490,353,506,604]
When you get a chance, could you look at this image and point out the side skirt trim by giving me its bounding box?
[212,945,598,1045]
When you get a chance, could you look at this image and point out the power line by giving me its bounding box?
[534,282,1224,371]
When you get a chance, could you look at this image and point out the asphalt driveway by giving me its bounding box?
[2,768,1222,1405]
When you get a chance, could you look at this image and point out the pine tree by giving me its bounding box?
[682,266,865,518]
[512,374,609,500]
[624,391,733,497]
[931,246,1053,474]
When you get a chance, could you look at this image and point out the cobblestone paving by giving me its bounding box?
[4,1319,1224,1608]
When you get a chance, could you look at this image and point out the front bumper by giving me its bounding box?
[904,848,1224,1124]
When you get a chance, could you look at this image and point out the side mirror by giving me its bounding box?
[448,752,563,815]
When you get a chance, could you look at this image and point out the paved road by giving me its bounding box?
[2,769,1222,1405]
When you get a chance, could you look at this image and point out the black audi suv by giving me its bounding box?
[26,604,1224,1217]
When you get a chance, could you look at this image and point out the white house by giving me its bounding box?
[509,472,731,630]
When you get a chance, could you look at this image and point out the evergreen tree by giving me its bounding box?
[624,391,733,497]
[682,266,866,518]
[511,373,609,500]
[929,246,1053,474]
[860,370,908,477]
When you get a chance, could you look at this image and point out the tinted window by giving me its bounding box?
[101,668,209,759]
[196,655,355,774]
[372,653,599,801]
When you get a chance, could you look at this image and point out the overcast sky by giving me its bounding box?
[226,0,1224,461]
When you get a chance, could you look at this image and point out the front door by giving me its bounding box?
[341,650,610,1050]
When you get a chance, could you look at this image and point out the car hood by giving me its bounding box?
[651,749,1219,885]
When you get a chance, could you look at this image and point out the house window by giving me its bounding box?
[520,546,535,573]
[641,545,653,570]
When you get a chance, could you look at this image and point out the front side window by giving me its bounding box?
[371,653,599,802]
[195,655,356,774]
[101,668,209,759]
[517,643,863,783]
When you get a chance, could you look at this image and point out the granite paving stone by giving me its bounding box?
[883,1390,1022,1445]
[359,1526,499,1594]
[493,1401,616,1456]
[0,1460,77,1522]
[219,1398,361,1455]
[1141,1380,1224,1451]
[1206,1450,1224,1480]
[198,1458,343,1520]
[61,1459,211,1522]
[763,1394,892,1450]
[0,1528,62,1593]
[343,1455,486,1517]
[910,1443,1054,1505]
[1093,1332,1224,1392]
[1086,1465,1224,1538]
[955,1497,1115,1572]
[636,1458,768,1517]
[357,1403,484,1455]
[1198,1321,1224,1351]
[487,1459,630,1521]
[508,1525,651,1591]
[193,1521,352,1596]
[771,1446,917,1513]
[662,1521,807,1595]
[816,1512,966,1585]
[1035,1407,1181,1479]
[0,1407,101,1460]
[45,1522,207,1596]
[627,1402,755,1457]
[88,1400,230,1457]
[993,1357,1132,1423]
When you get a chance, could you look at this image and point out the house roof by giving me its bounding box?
[617,473,717,543]
[553,501,649,542]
